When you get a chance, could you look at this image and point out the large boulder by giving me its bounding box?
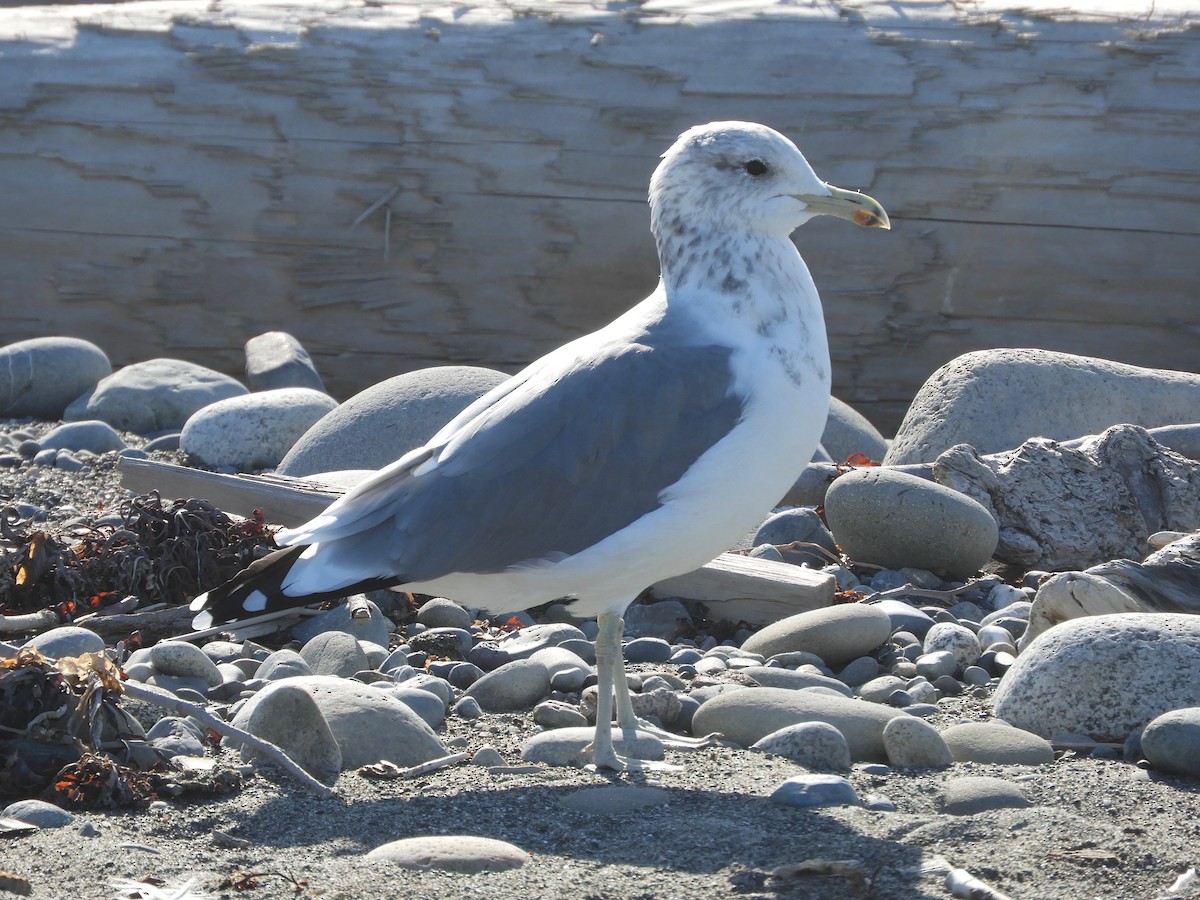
[992,613,1200,742]
[179,387,337,471]
[244,331,325,392]
[65,358,247,434]
[886,349,1200,465]
[276,365,509,476]
[0,337,111,420]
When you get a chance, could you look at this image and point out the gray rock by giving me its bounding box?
[623,599,692,641]
[255,649,314,681]
[836,656,880,686]
[737,666,852,695]
[882,716,954,769]
[992,613,1200,741]
[528,647,591,689]
[741,603,892,667]
[22,626,104,659]
[244,331,325,392]
[873,600,936,643]
[300,631,370,678]
[520,727,664,767]
[145,717,206,758]
[534,699,590,729]
[464,659,551,712]
[277,365,508,477]
[180,388,337,471]
[365,835,527,872]
[470,746,506,767]
[289,597,391,648]
[624,637,672,664]
[148,640,224,687]
[770,774,860,809]
[416,597,473,630]
[886,349,1200,465]
[751,721,852,772]
[1140,707,1200,779]
[751,507,838,554]
[824,467,999,579]
[941,775,1030,815]
[857,675,908,704]
[65,358,247,434]
[230,676,443,770]
[821,396,889,463]
[923,622,982,669]
[691,686,912,762]
[469,624,588,670]
[391,686,448,728]
[227,681,341,784]
[452,696,483,720]
[0,337,111,420]
[941,722,1055,765]
[1,799,74,828]
[914,651,958,680]
[37,420,125,454]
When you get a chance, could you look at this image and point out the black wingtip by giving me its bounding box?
[189,544,312,629]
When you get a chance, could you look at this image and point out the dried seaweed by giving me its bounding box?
[0,493,276,618]
[0,650,148,801]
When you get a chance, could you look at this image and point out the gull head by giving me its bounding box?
[649,121,890,241]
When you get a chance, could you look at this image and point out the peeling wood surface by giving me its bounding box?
[2,0,1198,432]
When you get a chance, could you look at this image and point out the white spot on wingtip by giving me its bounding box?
[191,610,214,630]
[243,590,268,613]
[189,592,208,612]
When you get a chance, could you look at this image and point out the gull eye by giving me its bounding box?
[742,159,769,177]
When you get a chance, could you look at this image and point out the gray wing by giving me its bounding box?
[381,328,745,581]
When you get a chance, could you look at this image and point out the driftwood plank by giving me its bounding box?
[119,457,833,619]
[649,554,836,626]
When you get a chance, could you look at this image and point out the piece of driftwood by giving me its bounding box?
[932,425,1200,572]
[2,1,1198,432]
[121,457,342,528]
[1021,531,1200,648]
[120,456,834,618]
[648,554,835,626]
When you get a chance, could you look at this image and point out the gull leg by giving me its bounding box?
[588,610,624,771]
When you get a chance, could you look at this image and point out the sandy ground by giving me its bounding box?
[3,438,1200,900]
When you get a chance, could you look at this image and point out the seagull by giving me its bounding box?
[191,121,889,770]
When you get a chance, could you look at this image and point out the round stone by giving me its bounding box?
[770,774,860,809]
[22,626,105,659]
[923,622,982,669]
[65,358,247,434]
[741,603,892,667]
[148,640,224,687]
[882,715,954,769]
[366,835,527,873]
[751,721,852,772]
[1140,708,1200,779]
[824,467,999,579]
[277,366,508,477]
[941,722,1055,765]
[0,337,111,420]
[180,387,337,471]
[464,659,551,712]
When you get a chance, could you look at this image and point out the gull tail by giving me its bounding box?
[189,544,401,630]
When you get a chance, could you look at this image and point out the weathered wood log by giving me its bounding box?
[933,425,1200,571]
[119,456,835,618]
[648,553,835,626]
[2,1,1198,432]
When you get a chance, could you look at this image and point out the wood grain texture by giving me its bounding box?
[2,0,1197,432]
